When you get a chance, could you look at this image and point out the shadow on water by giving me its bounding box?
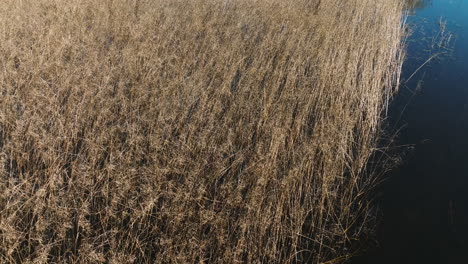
[353,0,468,263]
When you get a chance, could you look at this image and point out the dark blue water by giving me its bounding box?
[354,0,468,263]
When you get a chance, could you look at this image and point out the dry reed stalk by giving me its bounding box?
[0,0,405,263]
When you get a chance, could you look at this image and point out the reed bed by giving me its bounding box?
[0,0,405,263]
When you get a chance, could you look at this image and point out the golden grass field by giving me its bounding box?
[0,0,405,263]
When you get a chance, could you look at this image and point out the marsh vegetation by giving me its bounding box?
[405,0,432,10]
[0,0,405,263]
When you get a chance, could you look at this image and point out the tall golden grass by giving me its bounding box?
[0,0,405,263]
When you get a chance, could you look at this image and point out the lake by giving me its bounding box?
[354,0,468,263]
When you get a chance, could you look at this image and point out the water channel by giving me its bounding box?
[354,0,468,263]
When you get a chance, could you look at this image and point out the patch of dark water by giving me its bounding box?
[352,0,468,263]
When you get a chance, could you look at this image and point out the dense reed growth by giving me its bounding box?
[0,0,405,263]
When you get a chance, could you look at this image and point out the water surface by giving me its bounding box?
[356,0,468,263]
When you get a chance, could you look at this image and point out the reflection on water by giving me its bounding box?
[355,0,468,263]
[405,0,432,11]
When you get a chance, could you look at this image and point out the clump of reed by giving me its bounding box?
[0,0,405,263]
